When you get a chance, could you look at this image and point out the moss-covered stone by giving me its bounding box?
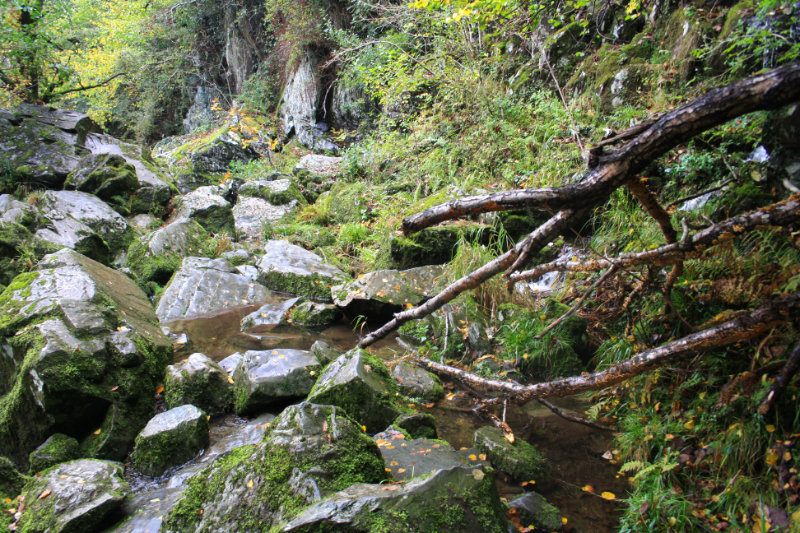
[392,413,438,440]
[28,433,80,474]
[163,402,386,532]
[164,353,233,414]
[473,426,548,481]
[131,405,210,477]
[508,491,563,532]
[307,349,411,433]
[288,300,342,327]
[389,222,492,269]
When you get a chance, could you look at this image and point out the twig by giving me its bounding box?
[665,178,733,210]
[540,46,584,154]
[536,398,615,432]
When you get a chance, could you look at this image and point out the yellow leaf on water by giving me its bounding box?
[600,491,616,500]
[397,468,406,473]
[479,454,487,461]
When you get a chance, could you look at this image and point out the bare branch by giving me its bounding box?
[757,342,800,416]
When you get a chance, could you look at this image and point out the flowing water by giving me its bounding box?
[119,303,626,532]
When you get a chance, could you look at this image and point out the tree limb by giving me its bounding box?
[414,292,800,402]
[757,342,800,416]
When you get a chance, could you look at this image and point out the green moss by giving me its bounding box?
[261,270,338,301]
[131,411,209,477]
[473,427,548,481]
[27,434,80,474]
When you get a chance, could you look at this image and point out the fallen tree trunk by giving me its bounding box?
[414,293,800,402]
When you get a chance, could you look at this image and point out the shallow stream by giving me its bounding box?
[115,303,626,532]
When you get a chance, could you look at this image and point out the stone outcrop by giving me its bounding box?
[164,353,233,414]
[131,405,210,477]
[257,239,348,301]
[232,349,320,414]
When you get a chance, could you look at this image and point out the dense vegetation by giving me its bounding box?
[3,0,800,531]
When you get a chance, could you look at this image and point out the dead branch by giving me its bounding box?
[401,64,800,236]
[664,178,734,210]
[536,398,615,432]
[414,292,800,402]
[510,195,800,282]
[757,342,800,416]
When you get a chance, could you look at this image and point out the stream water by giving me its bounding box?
[116,303,626,532]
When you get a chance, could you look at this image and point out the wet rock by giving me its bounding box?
[391,413,438,440]
[163,402,386,531]
[332,265,442,320]
[0,104,100,189]
[155,256,271,321]
[240,297,300,330]
[14,459,128,533]
[232,349,320,414]
[508,492,563,532]
[126,218,210,285]
[164,353,233,414]
[168,187,235,235]
[131,405,210,477]
[310,340,341,365]
[473,426,548,481]
[218,352,243,375]
[307,348,407,433]
[28,433,80,474]
[35,190,131,264]
[392,361,444,401]
[282,464,508,532]
[64,153,139,210]
[374,429,486,482]
[233,196,294,239]
[256,239,348,301]
[289,299,342,327]
[0,249,172,468]
[190,133,257,174]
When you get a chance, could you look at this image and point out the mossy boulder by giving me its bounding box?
[307,348,409,433]
[13,459,128,533]
[34,190,132,264]
[164,353,233,414]
[0,220,60,290]
[473,426,548,481]
[238,178,306,206]
[0,249,172,469]
[190,133,258,174]
[508,491,563,533]
[167,187,235,235]
[126,218,212,287]
[64,153,139,212]
[288,299,342,327]
[332,265,443,321]
[256,239,349,301]
[233,196,295,239]
[391,412,438,440]
[309,340,341,365]
[163,402,386,531]
[392,361,444,401]
[389,222,491,269]
[240,297,301,331]
[131,405,210,477]
[28,433,80,474]
[0,456,26,511]
[232,349,320,415]
[282,464,509,532]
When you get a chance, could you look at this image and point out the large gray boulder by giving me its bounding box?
[168,186,235,235]
[257,239,348,300]
[131,405,210,477]
[35,190,132,264]
[233,196,294,239]
[282,464,509,532]
[240,297,301,331]
[473,426,548,481]
[126,218,211,285]
[155,256,271,322]
[0,105,100,189]
[163,402,386,531]
[0,249,172,468]
[164,353,233,414]
[293,155,343,178]
[190,133,258,174]
[238,178,305,205]
[288,299,343,327]
[63,153,139,209]
[232,349,320,414]
[307,348,407,433]
[374,429,484,481]
[12,459,128,533]
[0,194,36,225]
[280,52,321,150]
[332,265,443,319]
[392,361,445,401]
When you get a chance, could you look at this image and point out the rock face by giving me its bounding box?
[63,153,139,209]
[13,459,129,533]
[282,465,509,532]
[280,52,321,150]
[164,353,233,414]
[132,405,210,477]
[190,133,257,174]
[28,433,80,474]
[233,196,293,239]
[293,155,343,178]
[257,239,348,301]
[289,300,343,327]
[307,349,406,433]
[0,105,100,189]
[163,402,386,531]
[240,297,300,330]
[0,195,35,225]
[508,492,563,533]
[393,361,444,401]
[473,426,548,481]
[156,256,271,321]
[35,190,131,264]
[232,349,320,414]
[0,249,172,468]
[168,186,235,235]
[126,218,211,286]
[332,265,442,319]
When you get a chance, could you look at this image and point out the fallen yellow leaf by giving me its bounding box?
[600,491,616,500]
[581,484,594,493]
[247,479,254,489]
[155,384,164,394]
